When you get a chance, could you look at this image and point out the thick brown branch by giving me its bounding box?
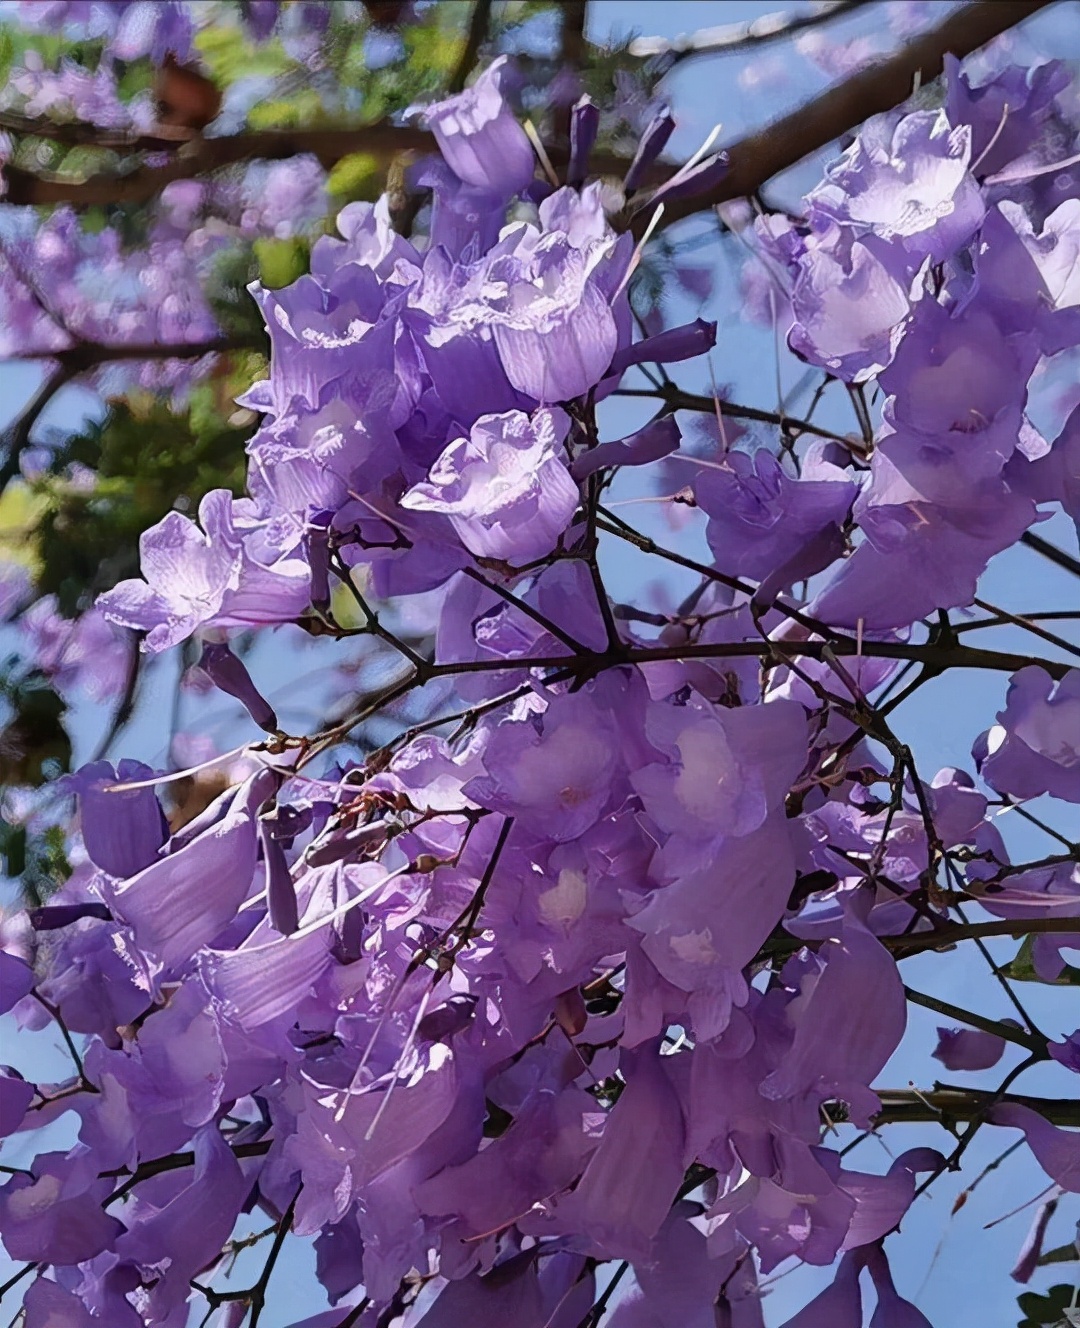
[0,119,650,208]
[885,915,1080,957]
[628,0,873,64]
[873,1087,1080,1128]
[647,0,1055,230]
[0,109,195,151]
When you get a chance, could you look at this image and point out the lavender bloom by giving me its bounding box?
[402,408,578,564]
[489,239,623,402]
[779,1251,863,1327]
[114,1125,248,1318]
[0,952,35,1016]
[1010,1197,1060,1284]
[986,1103,1080,1192]
[785,222,917,381]
[623,108,676,194]
[105,770,272,972]
[200,926,332,1030]
[198,641,279,733]
[466,687,624,841]
[112,2,195,61]
[865,1245,933,1327]
[20,599,132,703]
[0,1152,125,1264]
[571,417,681,481]
[762,912,906,1128]
[525,1044,685,1261]
[414,56,535,198]
[608,319,717,378]
[68,759,168,879]
[808,109,984,262]
[259,816,299,935]
[696,445,856,587]
[932,1025,1009,1071]
[567,96,599,187]
[1049,1030,1080,1073]
[975,667,1080,803]
[0,1069,34,1137]
[98,490,311,652]
[23,1278,109,1328]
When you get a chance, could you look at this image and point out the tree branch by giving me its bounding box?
[645,0,1055,231]
[872,1086,1080,1128]
[613,383,864,451]
[448,0,495,95]
[1021,529,1080,580]
[0,119,651,209]
[904,985,1047,1056]
[628,0,873,65]
[885,915,1080,957]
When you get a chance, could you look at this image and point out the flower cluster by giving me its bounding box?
[3,43,1079,1328]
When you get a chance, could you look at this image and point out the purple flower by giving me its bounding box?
[1010,1197,1060,1284]
[466,687,624,841]
[1049,1030,1080,1073]
[571,417,681,482]
[98,490,311,652]
[762,911,907,1128]
[0,1069,35,1137]
[22,1278,101,1328]
[115,1124,248,1318]
[414,56,535,198]
[986,1102,1080,1192]
[489,242,621,402]
[67,759,168,879]
[696,445,855,588]
[524,1044,685,1261]
[779,1251,863,1327]
[402,408,578,564]
[198,641,279,733]
[0,1152,125,1264]
[20,599,132,703]
[932,1025,1009,1071]
[808,109,983,262]
[865,1244,933,1327]
[105,769,272,972]
[0,951,35,1015]
[785,222,917,382]
[975,667,1080,803]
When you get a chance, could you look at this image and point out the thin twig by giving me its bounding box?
[904,986,1046,1057]
[1021,530,1080,580]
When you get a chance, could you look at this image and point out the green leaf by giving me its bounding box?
[31,400,251,614]
[1003,934,1080,986]
[1038,1242,1080,1266]
[1016,1284,1078,1326]
[326,151,383,204]
[254,235,311,289]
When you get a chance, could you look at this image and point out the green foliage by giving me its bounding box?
[194,19,292,85]
[1016,1285,1079,1327]
[0,821,72,907]
[0,659,71,790]
[29,397,252,615]
[326,151,384,204]
[1003,935,1080,985]
[254,234,311,288]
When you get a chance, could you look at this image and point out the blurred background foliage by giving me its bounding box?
[0,0,663,805]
